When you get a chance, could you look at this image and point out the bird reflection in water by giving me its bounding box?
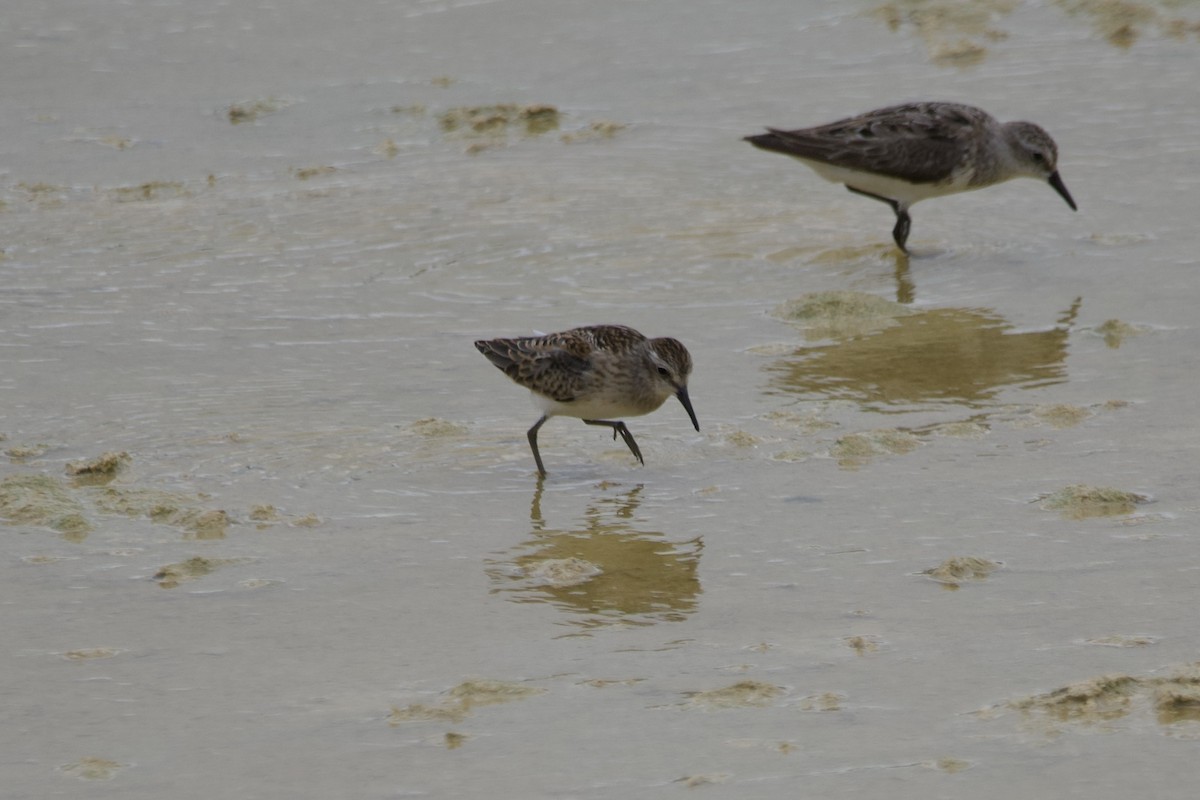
[485,480,702,629]
[768,296,1081,411]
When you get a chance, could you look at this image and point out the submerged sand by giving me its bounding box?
[3,1,1200,798]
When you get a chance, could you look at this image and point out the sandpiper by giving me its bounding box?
[475,325,699,476]
[744,101,1077,252]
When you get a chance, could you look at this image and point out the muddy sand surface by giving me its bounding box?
[3,1,1200,797]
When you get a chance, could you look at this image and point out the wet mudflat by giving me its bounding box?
[3,1,1200,797]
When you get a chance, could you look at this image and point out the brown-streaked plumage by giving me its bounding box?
[744,101,1076,252]
[474,325,699,476]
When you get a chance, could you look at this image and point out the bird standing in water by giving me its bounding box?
[744,101,1077,252]
[475,325,699,476]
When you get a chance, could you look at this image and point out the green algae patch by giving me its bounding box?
[1038,484,1149,519]
[1153,663,1200,725]
[798,691,845,712]
[1085,634,1156,648]
[5,443,50,460]
[560,120,627,143]
[725,429,762,447]
[871,0,1017,68]
[846,635,882,656]
[154,556,239,588]
[831,428,921,468]
[184,509,230,539]
[249,504,278,521]
[292,165,336,180]
[389,679,545,726]
[249,504,280,529]
[0,474,91,539]
[773,291,909,340]
[93,486,192,518]
[390,103,426,115]
[675,774,731,788]
[995,662,1200,733]
[246,504,318,529]
[63,647,121,661]
[932,757,971,773]
[1011,674,1140,723]
[1094,318,1146,348]
[1030,403,1093,428]
[15,182,66,208]
[439,104,561,150]
[931,420,990,438]
[1053,0,1195,49]
[518,556,601,588]
[387,702,468,724]
[111,181,187,202]
[448,679,547,710]
[410,417,468,437]
[66,451,129,486]
[922,556,1000,587]
[93,487,229,538]
[1154,683,1200,725]
[59,757,125,781]
[227,97,288,124]
[684,680,784,710]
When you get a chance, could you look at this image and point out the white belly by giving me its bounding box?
[533,390,659,421]
[798,159,975,206]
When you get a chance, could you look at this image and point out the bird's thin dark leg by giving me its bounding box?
[891,211,911,253]
[583,419,644,466]
[527,415,549,476]
[846,185,910,253]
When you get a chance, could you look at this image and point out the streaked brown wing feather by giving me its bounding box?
[476,325,649,403]
[564,324,646,353]
[747,102,982,185]
[474,337,592,402]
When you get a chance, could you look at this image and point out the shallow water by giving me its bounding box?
[4,1,1200,797]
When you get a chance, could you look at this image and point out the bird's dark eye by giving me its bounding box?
[1031,152,1045,163]
[657,367,671,378]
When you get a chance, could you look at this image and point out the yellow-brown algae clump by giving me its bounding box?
[684,680,784,709]
[773,291,909,340]
[1030,403,1092,428]
[66,451,129,476]
[1094,318,1143,348]
[923,556,1000,586]
[519,557,601,588]
[63,647,121,661]
[1010,674,1140,722]
[845,635,881,656]
[249,505,278,522]
[832,429,921,467]
[59,757,125,781]
[388,679,545,726]
[227,98,286,124]
[66,451,130,486]
[94,486,229,537]
[995,662,1200,730]
[1038,484,1149,518]
[410,417,468,437]
[0,474,91,538]
[799,692,844,711]
[439,104,560,137]
[154,556,238,588]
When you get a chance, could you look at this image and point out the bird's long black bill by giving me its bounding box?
[1048,171,1077,211]
[676,388,700,432]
